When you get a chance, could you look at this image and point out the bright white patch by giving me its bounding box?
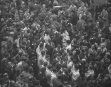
[71,65,80,80]
[85,69,94,77]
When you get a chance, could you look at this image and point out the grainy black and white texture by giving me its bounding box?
[0,0,111,87]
